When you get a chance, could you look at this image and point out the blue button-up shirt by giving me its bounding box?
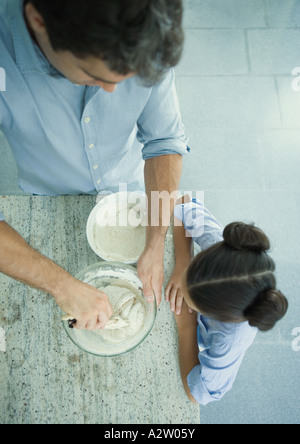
[174,199,258,405]
[0,0,188,221]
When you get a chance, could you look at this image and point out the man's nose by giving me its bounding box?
[98,82,118,93]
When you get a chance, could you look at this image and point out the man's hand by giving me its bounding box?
[137,243,165,306]
[54,275,113,330]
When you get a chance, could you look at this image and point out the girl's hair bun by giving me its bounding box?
[244,289,288,332]
[223,222,270,253]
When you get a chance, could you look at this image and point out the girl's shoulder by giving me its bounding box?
[200,315,258,355]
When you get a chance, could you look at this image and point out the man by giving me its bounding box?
[0,0,188,330]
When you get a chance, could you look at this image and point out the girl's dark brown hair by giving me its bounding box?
[186,222,288,332]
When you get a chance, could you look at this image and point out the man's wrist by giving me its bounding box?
[46,266,74,303]
[146,226,167,250]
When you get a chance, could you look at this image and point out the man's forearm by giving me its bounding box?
[144,154,183,246]
[0,221,113,329]
[0,221,71,299]
[138,154,183,304]
[173,221,193,269]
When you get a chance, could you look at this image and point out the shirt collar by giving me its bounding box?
[8,0,64,78]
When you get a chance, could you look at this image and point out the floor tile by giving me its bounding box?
[277,76,300,128]
[200,341,300,424]
[248,29,300,75]
[175,76,281,128]
[265,0,300,28]
[179,128,265,192]
[258,129,300,190]
[183,0,266,29]
[176,29,248,75]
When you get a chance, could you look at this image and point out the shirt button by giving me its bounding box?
[89,144,95,149]
[93,165,98,170]
[97,179,101,184]
[85,117,91,123]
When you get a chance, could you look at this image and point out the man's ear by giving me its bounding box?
[24,2,47,34]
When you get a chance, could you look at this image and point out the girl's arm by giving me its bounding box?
[173,216,194,269]
[173,194,193,266]
[175,301,199,404]
[165,195,193,314]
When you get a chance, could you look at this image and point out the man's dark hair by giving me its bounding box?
[26,0,184,85]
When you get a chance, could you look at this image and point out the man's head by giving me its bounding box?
[24,0,184,91]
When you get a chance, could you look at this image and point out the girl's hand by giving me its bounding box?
[165,264,191,315]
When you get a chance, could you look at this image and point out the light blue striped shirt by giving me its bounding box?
[0,0,188,222]
[174,199,258,405]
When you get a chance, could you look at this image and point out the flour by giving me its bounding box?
[93,202,146,263]
[96,285,146,344]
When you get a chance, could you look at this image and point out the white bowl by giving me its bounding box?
[87,191,147,265]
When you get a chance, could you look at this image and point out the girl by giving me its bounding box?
[165,196,288,405]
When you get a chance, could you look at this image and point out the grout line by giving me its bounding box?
[175,74,298,78]
[273,76,284,128]
[262,0,271,28]
[183,26,300,31]
[244,29,252,74]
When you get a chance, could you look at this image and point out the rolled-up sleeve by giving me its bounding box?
[187,365,217,406]
[187,339,246,406]
[174,199,224,249]
[136,69,189,160]
[1,100,9,223]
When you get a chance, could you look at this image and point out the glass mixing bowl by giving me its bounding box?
[62,262,157,357]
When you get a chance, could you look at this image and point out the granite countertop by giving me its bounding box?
[0,195,199,425]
